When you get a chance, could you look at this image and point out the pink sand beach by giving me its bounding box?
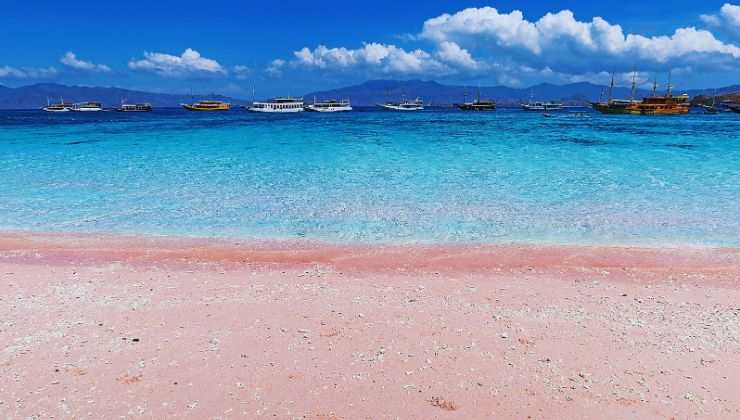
[1,232,740,419]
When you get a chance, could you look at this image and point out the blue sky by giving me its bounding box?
[2,1,740,97]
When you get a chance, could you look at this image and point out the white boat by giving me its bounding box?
[305,98,352,112]
[248,97,304,113]
[70,101,103,112]
[521,101,563,111]
[379,97,424,111]
[42,98,71,112]
[118,103,153,112]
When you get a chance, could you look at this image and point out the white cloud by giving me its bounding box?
[420,7,740,72]
[292,43,449,75]
[700,13,722,26]
[60,52,111,72]
[128,48,226,77]
[266,6,740,85]
[232,65,250,80]
[0,66,58,79]
[266,59,286,77]
[721,3,740,26]
[436,41,479,69]
[702,3,740,34]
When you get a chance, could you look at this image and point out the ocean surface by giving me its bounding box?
[0,107,738,246]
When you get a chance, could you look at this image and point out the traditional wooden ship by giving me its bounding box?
[591,73,639,114]
[456,88,496,111]
[624,75,690,116]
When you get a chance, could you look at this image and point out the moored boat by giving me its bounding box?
[305,98,352,112]
[592,72,640,114]
[456,89,496,111]
[70,101,103,112]
[522,101,563,111]
[42,98,72,112]
[625,94,690,116]
[248,97,304,113]
[624,75,689,116]
[181,100,231,111]
[698,91,720,114]
[118,103,153,112]
[379,97,424,111]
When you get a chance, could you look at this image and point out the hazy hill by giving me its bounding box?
[304,80,656,106]
[2,80,739,109]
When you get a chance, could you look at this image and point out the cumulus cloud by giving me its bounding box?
[60,52,111,72]
[291,42,452,76]
[420,7,740,73]
[701,3,740,34]
[436,41,479,69]
[128,48,226,77]
[0,65,58,79]
[267,6,740,85]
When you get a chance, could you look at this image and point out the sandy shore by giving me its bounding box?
[1,232,739,419]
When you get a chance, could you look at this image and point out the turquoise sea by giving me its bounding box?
[0,108,738,246]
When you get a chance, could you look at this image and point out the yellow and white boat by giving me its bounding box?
[181,100,231,111]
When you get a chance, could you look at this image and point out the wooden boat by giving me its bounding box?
[181,101,231,111]
[625,94,690,116]
[456,88,496,111]
[592,72,640,114]
[624,74,690,116]
[42,98,72,112]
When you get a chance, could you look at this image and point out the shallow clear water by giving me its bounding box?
[0,108,738,245]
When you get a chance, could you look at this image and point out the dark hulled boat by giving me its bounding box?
[592,72,639,115]
[456,88,496,111]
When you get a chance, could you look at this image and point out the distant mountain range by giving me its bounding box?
[1,80,739,109]
[305,80,740,106]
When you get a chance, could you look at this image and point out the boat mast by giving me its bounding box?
[652,76,657,96]
[666,71,673,97]
[630,71,637,102]
[608,72,614,102]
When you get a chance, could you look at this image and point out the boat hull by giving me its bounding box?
[182,104,230,111]
[305,105,352,112]
[247,107,304,113]
[379,104,424,111]
[456,104,496,111]
[42,108,70,112]
[521,105,563,111]
[591,102,632,114]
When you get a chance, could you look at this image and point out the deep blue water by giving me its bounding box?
[0,107,738,246]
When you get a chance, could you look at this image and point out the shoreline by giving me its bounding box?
[2,230,739,274]
[2,230,740,418]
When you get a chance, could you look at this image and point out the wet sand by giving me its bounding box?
[1,232,739,419]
